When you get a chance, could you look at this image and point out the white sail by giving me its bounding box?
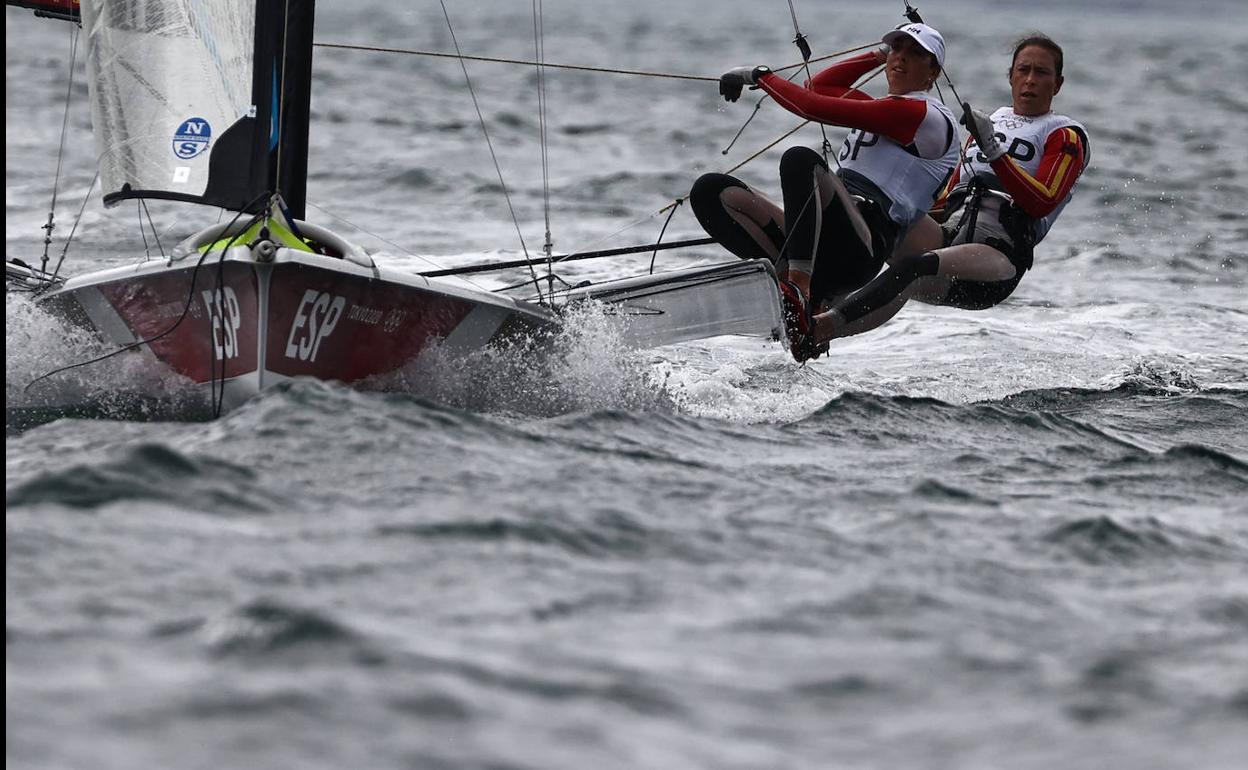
[81,0,255,204]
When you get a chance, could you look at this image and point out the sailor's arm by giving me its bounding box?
[756,73,933,146]
[806,50,882,99]
[990,126,1088,217]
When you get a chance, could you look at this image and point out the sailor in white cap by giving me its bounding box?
[790,34,1090,358]
[690,23,959,360]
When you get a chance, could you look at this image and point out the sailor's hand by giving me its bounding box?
[719,66,771,103]
[873,46,889,65]
[960,102,1005,161]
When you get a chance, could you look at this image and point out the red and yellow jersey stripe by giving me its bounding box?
[990,127,1087,218]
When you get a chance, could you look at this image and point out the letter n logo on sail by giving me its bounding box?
[173,117,212,160]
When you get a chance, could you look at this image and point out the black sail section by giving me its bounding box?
[201,0,315,217]
[201,0,315,216]
[271,0,316,220]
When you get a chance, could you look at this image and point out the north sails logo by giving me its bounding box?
[172,117,212,159]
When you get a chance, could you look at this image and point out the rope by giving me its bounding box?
[437,0,544,304]
[312,41,878,83]
[896,2,977,198]
[648,199,684,275]
[312,43,718,82]
[785,0,835,164]
[716,64,883,179]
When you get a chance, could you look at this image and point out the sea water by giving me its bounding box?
[6,1,1247,768]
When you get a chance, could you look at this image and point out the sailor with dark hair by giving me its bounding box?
[690,23,959,360]
[788,33,1090,359]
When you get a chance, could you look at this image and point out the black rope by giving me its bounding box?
[720,98,766,156]
[419,237,715,278]
[493,271,575,296]
[649,199,685,275]
[785,0,833,162]
[24,194,270,395]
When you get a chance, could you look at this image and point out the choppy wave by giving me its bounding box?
[6,442,281,512]
[1041,514,1237,564]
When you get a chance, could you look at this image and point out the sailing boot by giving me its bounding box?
[777,280,828,363]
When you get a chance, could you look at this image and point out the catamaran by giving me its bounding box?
[7,0,783,413]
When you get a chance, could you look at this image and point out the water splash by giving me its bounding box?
[1110,357,1201,393]
[5,293,206,427]
[368,299,677,416]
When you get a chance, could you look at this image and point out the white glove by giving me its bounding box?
[960,102,1005,162]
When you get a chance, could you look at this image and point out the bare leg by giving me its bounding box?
[719,186,785,262]
[813,243,1017,342]
[892,215,944,259]
[689,173,788,265]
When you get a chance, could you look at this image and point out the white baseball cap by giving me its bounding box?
[883,22,946,68]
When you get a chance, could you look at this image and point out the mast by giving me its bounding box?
[266,0,316,220]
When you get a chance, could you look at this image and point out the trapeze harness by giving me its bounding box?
[690,51,958,305]
[837,108,1090,320]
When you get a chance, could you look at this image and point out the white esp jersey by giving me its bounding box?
[960,107,1089,242]
[836,90,959,231]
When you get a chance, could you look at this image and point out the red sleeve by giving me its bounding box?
[930,146,968,217]
[990,127,1087,218]
[807,51,879,99]
[757,72,927,145]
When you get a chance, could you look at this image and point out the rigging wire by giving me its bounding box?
[437,0,545,304]
[273,0,292,205]
[784,0,835,163]
[41,21,81,274]
[532,0,556,298]
[896,3,977,194]
[137,201,152,259]
[43,169,96,286]
[314,36,879,282]
[312,41,877,83]
[141,199,166,258]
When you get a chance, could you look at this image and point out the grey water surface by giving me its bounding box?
[6,1,1247,768]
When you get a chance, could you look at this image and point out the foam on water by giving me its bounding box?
[5,293,204,423]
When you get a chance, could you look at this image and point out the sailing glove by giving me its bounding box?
[960,102,1006,161]
[719,66,771,102]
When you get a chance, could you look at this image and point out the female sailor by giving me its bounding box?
[789,34,1090,360]
[689,23,959,359]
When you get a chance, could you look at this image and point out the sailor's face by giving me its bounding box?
[885,36,938,94]
[1010,46,1063,116]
